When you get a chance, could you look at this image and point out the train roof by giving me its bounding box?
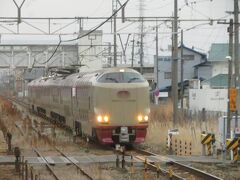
[28,67,142,87]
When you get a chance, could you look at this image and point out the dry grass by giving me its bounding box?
[145,101,219,155]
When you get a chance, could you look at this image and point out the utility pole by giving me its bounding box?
[156,24,159,87]
[140,17,144,74]
[234,0,239,127]
[234,0,239,87]
[113,0,117,67]
[227,19,233,139]
[139,0,145,74]
[180,29,184,110]
[172,0,178,126]
[131,35,135,68]
[113,12,117,67]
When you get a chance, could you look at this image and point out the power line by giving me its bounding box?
[32,0,130,67]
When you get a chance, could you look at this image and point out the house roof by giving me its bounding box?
[202,74,228,88]
[179,44,207,59]
[194,61,211,68]
[208,43,230,61]
[158,45,207,59]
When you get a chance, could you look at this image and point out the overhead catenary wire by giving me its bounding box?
[32,0,130,67]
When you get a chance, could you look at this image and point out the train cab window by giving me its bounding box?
[97,72,145,83]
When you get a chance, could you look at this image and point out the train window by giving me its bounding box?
[98,73,120,83]
[124,72,145,83]
[97,72,145,83]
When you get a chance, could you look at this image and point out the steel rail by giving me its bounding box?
[134,155,184,180]
[33,148,61,180]
[134,148,223,180]
[7,97,222,179]
[170,161,222,180]
[9,98,93,179]
[55,147,93,180]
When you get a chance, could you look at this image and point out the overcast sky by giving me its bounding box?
[0,0,231,18]
[0,0,235,62]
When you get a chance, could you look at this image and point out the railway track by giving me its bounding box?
[55,147,94,180]
[132,148,223,180]
[9,97,223,180]
[8,97,94,180]
[33,148,61,180]
[33,147,94,180]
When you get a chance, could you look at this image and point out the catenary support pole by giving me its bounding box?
[227,19,233,139]
[172,0,178,126]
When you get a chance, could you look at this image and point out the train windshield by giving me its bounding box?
[97,72,145,83]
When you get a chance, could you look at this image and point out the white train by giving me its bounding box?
[28,68,150,144]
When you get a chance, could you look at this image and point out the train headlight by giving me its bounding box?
[137,115,148,123]
[137,115,143,122]
[103,115,109,123]
[144,115,149,121]
[97,115,110,124]
[97,115,103,123]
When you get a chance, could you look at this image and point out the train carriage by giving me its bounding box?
[28,68,150,144]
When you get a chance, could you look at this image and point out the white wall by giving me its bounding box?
[212,61,228,77]
[189,89,227,112]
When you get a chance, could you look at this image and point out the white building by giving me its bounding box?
[154,45,207,90]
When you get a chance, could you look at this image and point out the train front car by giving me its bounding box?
[92,68,150,144]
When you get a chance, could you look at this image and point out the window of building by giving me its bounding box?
[164,57,171,61]
[183,54,194,61]
[158,57,171,61]
[143,68,154,73]
[164,72,171,79]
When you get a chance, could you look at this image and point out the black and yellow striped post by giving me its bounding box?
[226,137,240,162]
[233,148,238,162]
[207,143,211,155]
[201,132,215,156]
